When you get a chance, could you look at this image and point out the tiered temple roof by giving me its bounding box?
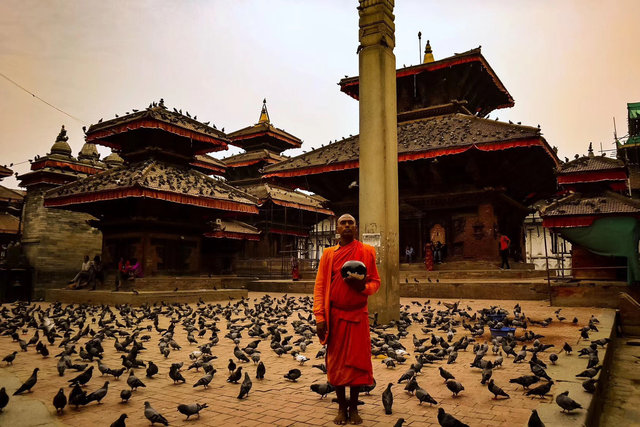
[240,183,332,215]
[339,47,514,118]
[45,159,258,214]
[264,113,555,178]
[556,145,627,191]
[542,191,640,227]
[19,126,106,188]
[227,100,302,154]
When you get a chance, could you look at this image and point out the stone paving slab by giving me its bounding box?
[0,293,614,426]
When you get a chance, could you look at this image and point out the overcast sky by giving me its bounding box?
[1,0,638,189]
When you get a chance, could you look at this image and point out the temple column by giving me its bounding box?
[357,0,399,323]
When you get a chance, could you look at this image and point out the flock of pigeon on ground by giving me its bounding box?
[0,295,608,426]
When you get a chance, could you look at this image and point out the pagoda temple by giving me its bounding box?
[264,45,560,263]
[224,101,333,261]
[542,144,640,283]
[18,126,107,293]
[0,165,23,249]
[44,101,260,276]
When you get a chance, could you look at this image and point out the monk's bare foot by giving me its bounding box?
[334,407,348,425]
[349,408,363,425]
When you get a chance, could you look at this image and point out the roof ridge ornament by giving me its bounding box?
[258,98,270,124]
[588,142,594,157]
[423,39,434,63]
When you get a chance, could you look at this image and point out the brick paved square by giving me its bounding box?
[0,293,613,426]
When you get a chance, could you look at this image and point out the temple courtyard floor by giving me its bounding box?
[0,292,630,427]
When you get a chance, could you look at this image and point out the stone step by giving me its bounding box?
[45,288,248,305]
[101,274,250,291]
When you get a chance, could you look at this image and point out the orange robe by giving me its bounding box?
[313,240,380,386]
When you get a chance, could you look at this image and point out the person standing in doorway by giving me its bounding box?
[499,233,511,269]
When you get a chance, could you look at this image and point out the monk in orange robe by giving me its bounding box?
[314,214,380,425]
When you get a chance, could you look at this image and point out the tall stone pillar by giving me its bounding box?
[357,0,399,323]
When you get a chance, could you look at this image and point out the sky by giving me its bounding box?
[1,0,638,190]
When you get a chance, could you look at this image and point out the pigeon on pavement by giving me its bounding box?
[237,372,252,399]
[177,403,208,420]
[437,407,469,427]
[415,388,437,405]
[382,383,393,414]
[144,401,169,426]
[53,388,67,413]
[525,381,554,399]
[528,409,545,427]
[446,380,464,397]
[0,387,8,412]
[13,368,39,395]
[284,368,301,382]
[110,414,127,427]
[488,379,509,399]
[556,391,583,413]
[310,382,335,399]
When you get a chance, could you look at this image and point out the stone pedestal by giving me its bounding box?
[357,0,400,323]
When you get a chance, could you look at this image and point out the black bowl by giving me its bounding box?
[341,260,367,280]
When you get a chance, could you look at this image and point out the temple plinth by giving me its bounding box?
[357,0,400,323]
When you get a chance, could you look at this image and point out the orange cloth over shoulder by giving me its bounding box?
[313,240,380,386]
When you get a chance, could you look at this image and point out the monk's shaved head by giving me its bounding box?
[337,214,356,224]
[336,214,357,245]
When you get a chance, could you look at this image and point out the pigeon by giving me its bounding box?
[397,369,415,383]
[556,391,583,413]
[437,407,469,427]
[576,366,601,379]
[127,371,146,390]
[382,383,393,414]
[525,381,554,399]
[509,375,540,389]
[361,379,376,395]
[415,388,437,405]
[0,387,8,412]
[256,361,266,379]
[582,378,597,393]
[146,361,159,378]
[562,342,572,354]
[3,351,17,365]
[234,346,250,362]
[237,372,252,399]
[487,379,509,399]
[549,353,558,364]
[404,376,419,395]
[228,359,236,373]
[393,419,405,427]
[528,409,545,427]
[144,401,169,426]
[13,368,39,395]
[481,367,493,385]
[110,414,128,427]
[53,388,67,413]
[439,366,455,382]
[193,372,214,389]
[530,362,552,381]
[68,366,94,387]
[284,368,301,382]
[169,364,186,384]
[120,389,132,403]
[69,384,87,408]
[86,381,109,404]
[177,403,208,420]
[227,367,243,383]
[310,382,335,399]
[446,380,464,397]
